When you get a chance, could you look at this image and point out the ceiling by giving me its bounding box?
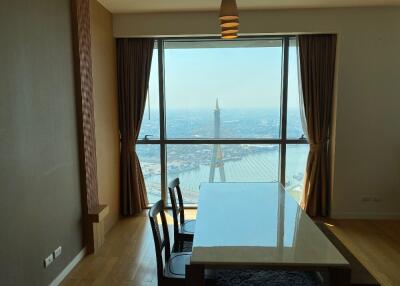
[98,0,400,14]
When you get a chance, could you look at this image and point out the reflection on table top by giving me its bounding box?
[191,182,348,267]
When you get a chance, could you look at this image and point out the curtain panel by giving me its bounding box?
[117,38,154,216]
[298,34,337,217]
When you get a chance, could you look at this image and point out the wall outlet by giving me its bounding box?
[44,254,54,268]
[53,246,62,259]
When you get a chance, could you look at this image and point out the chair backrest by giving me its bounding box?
[168,177,186,224]
[168,178,186,240]
[149,200,171,284]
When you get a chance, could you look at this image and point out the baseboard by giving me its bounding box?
[49,247,86,286]
[331,211,400,219]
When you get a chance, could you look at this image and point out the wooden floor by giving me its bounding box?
[61,211,400,286]
[326,219,400,286]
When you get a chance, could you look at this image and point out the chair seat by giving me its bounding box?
[181,240,193,252]
[181,219,196,234]
[165,252,191,278]
[177,220,196,245]
[165,252,216,281]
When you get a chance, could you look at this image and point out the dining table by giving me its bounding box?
[185,182,350,286]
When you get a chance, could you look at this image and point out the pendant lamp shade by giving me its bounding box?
[220,19,239,28]
[221,27,239,35]
[222,33,238,39]
[219,0,239,39]
[219,0,239,21]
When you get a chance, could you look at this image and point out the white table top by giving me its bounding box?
[191,182,348,267]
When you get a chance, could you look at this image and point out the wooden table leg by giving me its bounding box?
[329,266,351,286]
[186,264,205,286]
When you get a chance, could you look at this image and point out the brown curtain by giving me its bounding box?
[117,38,154,216]
[298,34,337,217]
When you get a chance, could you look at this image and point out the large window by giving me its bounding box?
[137,37,308,205]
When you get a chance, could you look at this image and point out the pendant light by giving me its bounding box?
[221,27,238,39]
[219,0,239,39]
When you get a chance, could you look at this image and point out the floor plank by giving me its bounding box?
[325,219,400,286]
[61,211,400,286]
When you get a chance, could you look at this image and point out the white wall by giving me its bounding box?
[113,7,400,218]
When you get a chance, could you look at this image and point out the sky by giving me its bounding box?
[146,41,301,111]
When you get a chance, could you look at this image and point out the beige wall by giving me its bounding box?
[90,0,120,232]
[113,7,400,218]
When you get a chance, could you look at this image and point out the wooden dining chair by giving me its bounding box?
[168,178,196,252]
[149,200,191,286]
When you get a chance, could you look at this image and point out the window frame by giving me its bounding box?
[137,36,308,206]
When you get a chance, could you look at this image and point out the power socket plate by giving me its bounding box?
[54,246,62,259]
[44,254,53,268]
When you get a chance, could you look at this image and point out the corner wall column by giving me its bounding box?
[70,0,107,254]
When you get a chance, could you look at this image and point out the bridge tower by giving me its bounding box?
[209,99,226,182]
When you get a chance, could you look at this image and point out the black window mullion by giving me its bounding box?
[157,39,167,205]
[279,36,289,186]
